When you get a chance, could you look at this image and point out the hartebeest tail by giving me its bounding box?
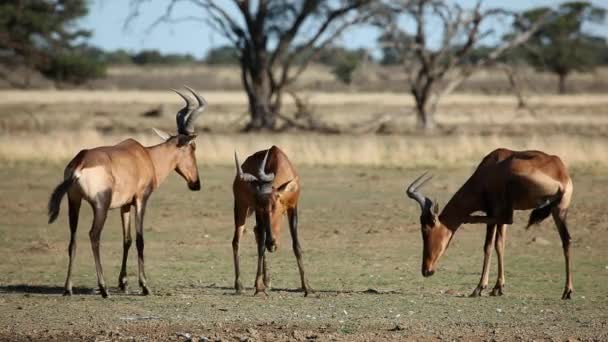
[404,148,574,299]
[48,167,79,223]
[48,86,207,298]
[527,190,564,228]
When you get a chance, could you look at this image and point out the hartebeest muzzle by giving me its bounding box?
[188,179,201,191]
[422,268,435,277]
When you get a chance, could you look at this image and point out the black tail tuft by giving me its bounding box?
[48,176,75,224]
[526,191,563,229]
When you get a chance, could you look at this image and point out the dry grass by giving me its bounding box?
[1,162,607,340]
[1,90,606,166]
[2,90,608,106]
[1,130,606,167]
[93,64,608,93]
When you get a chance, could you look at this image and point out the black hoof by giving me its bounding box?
[141,285,151,296]
[469,288,483,298]
[490,288,503,296]
[119,281,128,294]
[253,289,268,297]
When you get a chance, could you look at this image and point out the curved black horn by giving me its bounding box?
[234,151,258,182]
[258,149,275,182]
[172,88,195,135]
[181,85,207,134]
[184,85,207,109]
[406,171,434,212]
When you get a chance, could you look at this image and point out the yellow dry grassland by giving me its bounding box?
[0,90,607,167]
[0,131,606,168]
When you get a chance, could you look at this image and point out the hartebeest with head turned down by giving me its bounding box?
[405,148,573,299]
[47,86,207,298]
[232,146,312,296]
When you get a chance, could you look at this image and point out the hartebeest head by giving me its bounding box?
[153,86,207,191]
[234,149,297,252]
[406,172,453,277]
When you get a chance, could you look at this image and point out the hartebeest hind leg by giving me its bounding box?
[490,224,507,296]
[288,207,312,296]
[552,208,573,299]
[63,193,81,296]
[118,205,132,293]
[470,224,496,297]
[134,197,151,296]
[89,196,110,298]
[232,200,247,294]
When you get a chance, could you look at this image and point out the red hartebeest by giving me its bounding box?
[232,146,312,296]
[47,86,207,298]
[405,148,574,299]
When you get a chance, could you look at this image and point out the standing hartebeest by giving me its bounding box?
[404,148,574,299]
[47,86,207,298]
[232,146,312,296]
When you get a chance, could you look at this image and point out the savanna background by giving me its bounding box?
[1,0,607,341]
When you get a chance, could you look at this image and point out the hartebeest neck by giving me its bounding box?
[438,183,484,232]
[146,142,179,189]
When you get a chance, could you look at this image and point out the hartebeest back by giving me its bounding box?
[404,148,574,299]
[47,86,207,298]
[232,146,312,296]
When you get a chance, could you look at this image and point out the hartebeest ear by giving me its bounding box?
[277,178,298,195]
[432,201,440,215]
[153,128,172,141]
[176,134,197,147]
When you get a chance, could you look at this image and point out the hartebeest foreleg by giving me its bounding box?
[89,196,110,298]
[490,224,507,296]
[232,200,247,294]
[118,205,132,293]
[552,208,573,299]
[63,193,81,296]
[135,197,150,295]
[253,221,267,296]
[470,224,496,297]
[288,207,312,296]
[263,255,271,289]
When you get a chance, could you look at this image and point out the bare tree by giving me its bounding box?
[378,0,547,131]
[127,0,373,131]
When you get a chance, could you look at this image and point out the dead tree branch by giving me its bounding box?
[378,0,548,131]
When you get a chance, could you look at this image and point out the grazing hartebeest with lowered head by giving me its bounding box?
[404,148,574,299]
[47,86,207,298]
[232,146,312,296]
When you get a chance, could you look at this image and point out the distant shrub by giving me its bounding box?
[104,49,133,65]
[328,50,367,85]
[40,52,106,85]
[205,45,240,65]
[131,50,197,65]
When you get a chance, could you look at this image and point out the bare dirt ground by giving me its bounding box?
[0,163,607,341]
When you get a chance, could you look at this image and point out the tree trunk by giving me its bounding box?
[415,105,435,131]
[245,82,275,131]
[241,58,277,132]
[412,88,436,131]
[558,73,567,94]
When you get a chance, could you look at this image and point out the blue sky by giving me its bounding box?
[82,0,607,58]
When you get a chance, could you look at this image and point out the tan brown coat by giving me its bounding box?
[406,148,573,299]
[232,146,311,296]
[48,87,206,298]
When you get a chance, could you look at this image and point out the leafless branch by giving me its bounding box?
[379,0,547,130]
